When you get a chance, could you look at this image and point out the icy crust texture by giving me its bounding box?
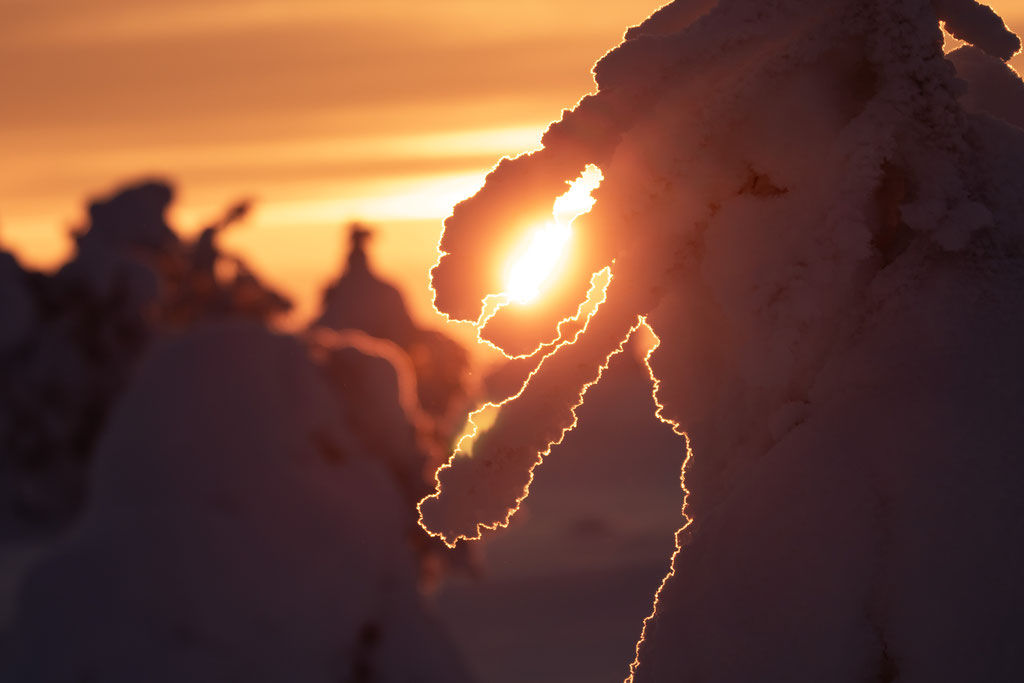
[5,324,472,683]
[422,0,1024,680]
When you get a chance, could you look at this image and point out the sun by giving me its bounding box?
[502,165,602,304]
[504,222,572,304]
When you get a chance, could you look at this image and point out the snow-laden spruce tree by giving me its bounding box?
[419,0,1024,680]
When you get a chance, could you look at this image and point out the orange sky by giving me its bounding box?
[3,0,1024,350]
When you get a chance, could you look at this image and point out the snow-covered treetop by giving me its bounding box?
[420,0,1024,545]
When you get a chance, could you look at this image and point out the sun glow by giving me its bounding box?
[502,165,603,304]
[504,222,572,304]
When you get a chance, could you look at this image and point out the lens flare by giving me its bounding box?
[502,165,603,305]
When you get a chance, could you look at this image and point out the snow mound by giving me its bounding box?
[5,323,473,683]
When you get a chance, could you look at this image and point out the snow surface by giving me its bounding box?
[3,323,473,683]
[422,0,1024,680]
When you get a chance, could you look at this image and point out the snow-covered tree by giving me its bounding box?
[312,224,478,584]
[0,180,289,535]
[315,224,471,437]
[419,1,1024,680]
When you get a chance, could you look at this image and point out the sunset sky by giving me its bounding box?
[3,0,1023,342]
